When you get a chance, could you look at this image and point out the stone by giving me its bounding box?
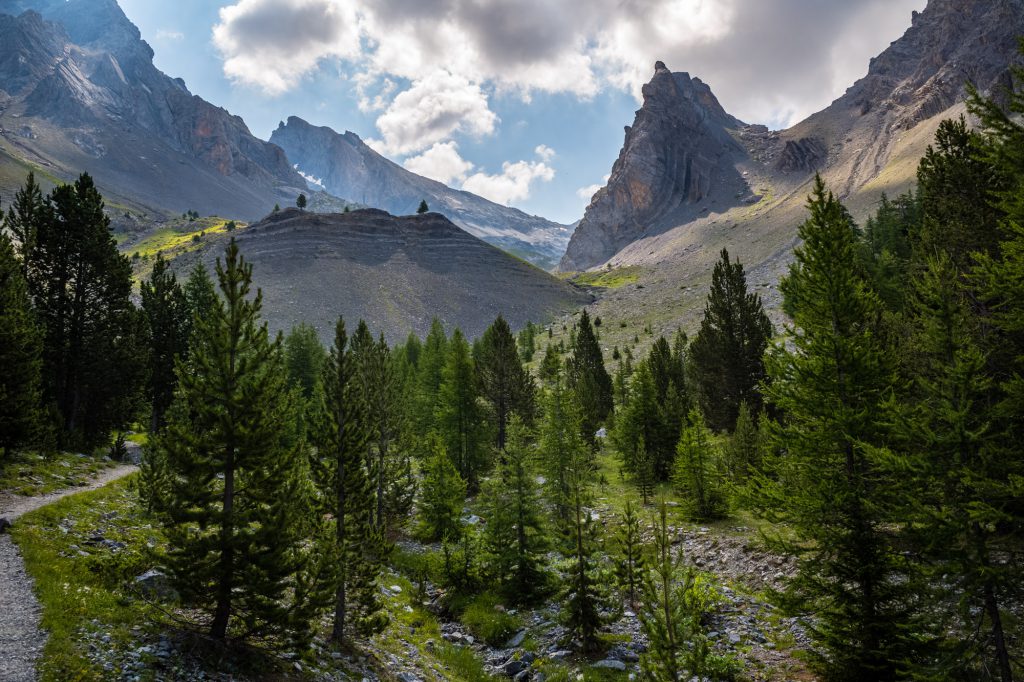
[504,659,529,676]
[134,569,178,601]
[593,659,627,671]
[0,517,11,534]
[505,629,527,648]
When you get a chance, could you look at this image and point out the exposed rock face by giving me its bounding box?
[775,137,826,174]
[559,63,747,271]
[0,0,306,219]
[177,208,591,344]
[271,117,572,269]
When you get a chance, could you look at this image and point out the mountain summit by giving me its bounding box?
[271,117,573,269]
[559,63,750,271]
[0,0,306,219]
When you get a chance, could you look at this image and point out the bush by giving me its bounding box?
[460,592,523,646]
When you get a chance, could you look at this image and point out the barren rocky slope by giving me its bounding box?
[558,0,1024,348]
[174,208,591,344]
[0,0,307,220]
[271,117,573,270]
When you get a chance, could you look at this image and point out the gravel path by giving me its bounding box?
[0,460,138,682]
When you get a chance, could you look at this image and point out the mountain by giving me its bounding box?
[0,0,307,220]
[560,63,751,271]
[270,116,573,269]
[558,0,1024,340]
[172,208,591,344]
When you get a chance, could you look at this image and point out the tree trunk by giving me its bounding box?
[211,443,235,639]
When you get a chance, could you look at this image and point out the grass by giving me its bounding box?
[458,592,524,646]
[11,475,163,681]
[126,217,243,260]
[563,266,643,290]
[0,450,115,496]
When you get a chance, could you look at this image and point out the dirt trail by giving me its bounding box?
[0,459,138,682]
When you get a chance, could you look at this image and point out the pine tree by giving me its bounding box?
[183,262,218,336]
[417,434,466,542]
[4,171,44,276]
[537,376,589,527]
[561,443,617,652]
[152,239,312,643]
[723,401,761,483]
[482,418,548,602]
[754,177,916,680]
[284,322,326,400]
[566,309,613,443]
[539,343,561,386]
[689,248,773,431]
[21,173,145,446]
[886,254,1020,681]
[672,410,728,521]
[413,318,448,433]
[311,318,387,644]
[296,193,307,210]
[615,499,645,609]
[478,315,534,449]
[614,361,675,480]
[0,229,43,456]
[352,322,400,528]
[435,329,489,490]
[140,253,189,431]
[638,501,721,681]
[417,200,429,214]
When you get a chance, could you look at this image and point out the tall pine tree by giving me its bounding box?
[754,178,916,680]
[140,253,189,431]
[689,248,773,432]
[566,309,613,443]
[311,318,387,644]
[435,329,489,490]
[477,315,534,449]
[151,239,312,642]
[0,228,43,456]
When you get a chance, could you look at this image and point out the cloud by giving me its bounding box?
[154,29,184,42]
[214,0,925,129]
[403,141,475,185]
[213,0,360,96]
[576,173,610,201]
[373,71,498,155]
[462,147,556,205]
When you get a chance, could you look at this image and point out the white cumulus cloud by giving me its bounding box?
[213,0,360,96]
[403,141,475,185]
[462,147,556,205]
[373,71,498,156]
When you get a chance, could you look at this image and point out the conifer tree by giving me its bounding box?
[141,253,189,431]
[639,501,721,681]
[0,229,43,456]
[352,323,401,528]
[482,418,548,601]
[417,199,429,214]
[296,193,307,210]
[478,315,534,449]
[888,254,1020,681]
[615,499,645,609]
[183,262,218,336]
[311,318,387,643]
[413,318,448,433]
[152,239,312,643]
[673,410,728,521]
[418,434,467,542]
[20,173,145,446]
[754,178,916,680]
[614,361,675,480]
[689,248,773,431]
[566,310,613,443]
[537,376,589,527]
[561,444,616,652]
[5,171,44,275]
[435,329,489,490]
[284,322,327,400]
[539,343,561,386]
[723,401,761,484]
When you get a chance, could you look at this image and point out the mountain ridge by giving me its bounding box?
[271,116,573,270]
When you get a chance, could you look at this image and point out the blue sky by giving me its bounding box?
[118,0,923,225]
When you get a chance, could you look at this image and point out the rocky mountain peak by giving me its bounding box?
[559,62,748,271]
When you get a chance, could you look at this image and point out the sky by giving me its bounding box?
[118,0,926,224]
